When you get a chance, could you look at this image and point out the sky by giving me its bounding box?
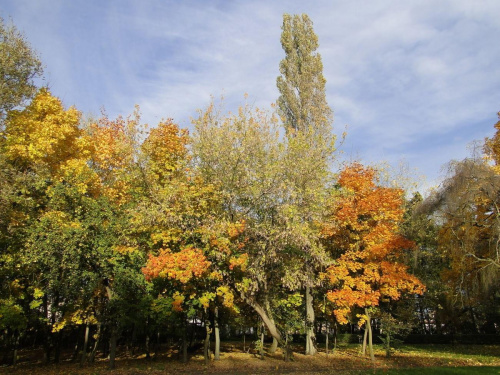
[2,0,500,192]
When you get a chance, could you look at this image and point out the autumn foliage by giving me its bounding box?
[143,247,211,283]
[322,164,425,324]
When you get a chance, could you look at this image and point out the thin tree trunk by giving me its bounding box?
[362,327,367,356]
[109,326,118,370]
[54,331,61,364]
[242,326,246,352]
[418,299,429,334]
[80,323,90,367]
[155,331,160,357]
[333,323,337,351]
[90,323,101,363]
[131,324,137,355]
[214,307,220,360]
[182,316,188,363]
[260,321,265,360]
[12,330,20,366]
[305,286,317,355]
[43,295,51,364]
[72,325,81,362]
[284,333,289,362]
[284,332,293,362]
[325,323,329,356]
[204,318,211,365]
[145,333,150,359]
[385,330,391,357]
[365,309,374,362]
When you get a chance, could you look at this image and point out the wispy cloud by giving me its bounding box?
[2,0,500,190]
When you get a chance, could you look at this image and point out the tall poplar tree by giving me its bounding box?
[276,13,334,356]
[277,13,332,134]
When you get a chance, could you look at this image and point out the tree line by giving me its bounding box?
[0,14,499,369]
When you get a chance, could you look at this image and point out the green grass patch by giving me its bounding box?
[363,366,500,374]
[399,344,500,364]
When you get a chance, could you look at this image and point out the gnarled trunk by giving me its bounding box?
[242,294,282,343]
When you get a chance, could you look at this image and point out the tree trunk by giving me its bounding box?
[362,326,367,356]
[80,323,90,367]
[90,323,101,363]
[418,299,429,334]
[72,326,81,362]
[325,323,329,356]
[204,318,211,365]
[334,323,337,351]
[130,324,137,355]
[53,331,61,364]
[304,286,317,355]
[109,326,118,370]
[214,307,220,360]
[155,331,160,358]
[242,326,246,352]
[269,337,278,354]
[182,316,188,363]
[145,333,151,360]
[12,330,20,366]
[365,309,375,362]
[241,293,282,343]
[284,332,293,362]
[385,330,391,357]
[260,322,265,360]
[43,295,51,363]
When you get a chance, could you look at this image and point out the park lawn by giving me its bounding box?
[365,366,500,374]
[1,343,499,374]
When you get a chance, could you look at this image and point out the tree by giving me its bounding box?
[322,163,425,361]
[192,100,285,346]
[277,13,332,134]
[484,111,500,173]
[0,17,44,125]
[401,192,444,335]
[276,13,335,356]
[3,88,84,174]
[419,156,500,333]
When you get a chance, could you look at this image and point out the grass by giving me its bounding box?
[1,342,499,374]
[364,366,500,374]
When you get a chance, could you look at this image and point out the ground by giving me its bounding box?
[1,342,500,374]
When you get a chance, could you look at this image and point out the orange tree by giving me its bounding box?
[321,163,424,360]
[137,119,246,363]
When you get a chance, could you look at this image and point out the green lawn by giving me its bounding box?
[365,366,500,374]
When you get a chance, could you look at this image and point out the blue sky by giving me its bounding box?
[2,0,500,191]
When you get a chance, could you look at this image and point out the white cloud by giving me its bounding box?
[2,0,500,187]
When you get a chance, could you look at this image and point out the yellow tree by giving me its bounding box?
[3,88,84,173]
[322,163,424,361]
